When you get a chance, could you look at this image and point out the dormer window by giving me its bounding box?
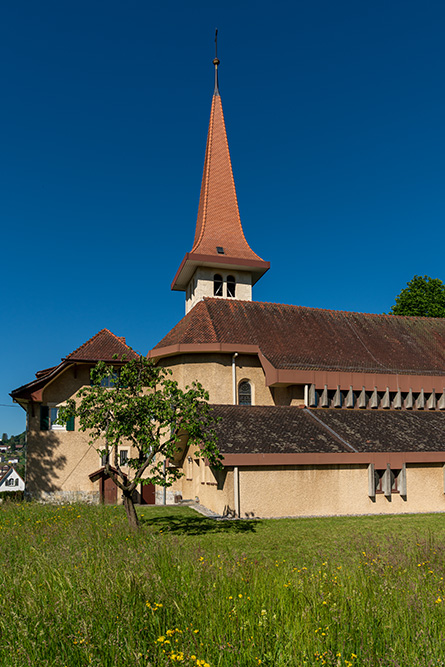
[214,274,223,296]
[227,275,236,298]
[216,246,225,254]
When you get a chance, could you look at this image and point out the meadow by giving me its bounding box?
[1,503,445,666]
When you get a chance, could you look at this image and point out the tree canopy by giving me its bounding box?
[58,357,221,528]
[390,275,445,318]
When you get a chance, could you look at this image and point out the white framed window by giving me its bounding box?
[119,450,128,466]
[40,405,74,431]
[49,407,64,430]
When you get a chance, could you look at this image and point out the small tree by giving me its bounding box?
[58,357,221,529]
[390,275,445,318]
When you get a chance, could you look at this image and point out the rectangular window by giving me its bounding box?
[369,463,406,498]
[40,406,74,431]
[100,373,118,388]
[119,450,128,466]
[50,407,64,430]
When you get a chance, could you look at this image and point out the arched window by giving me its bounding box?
[238,381,252,406]
[213,274,223,296]
[227,275,236,298]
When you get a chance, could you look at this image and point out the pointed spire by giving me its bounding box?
[190,53,264,262]
[171,40,269,295]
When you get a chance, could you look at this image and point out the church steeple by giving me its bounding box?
[172,40,269,313]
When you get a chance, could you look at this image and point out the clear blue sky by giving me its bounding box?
[2,0,444,436]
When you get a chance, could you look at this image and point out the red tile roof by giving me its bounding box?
[171,88,269,290]
[210,405,445,458]
[191,94,264,262]
[311,409,445,453]
[11,329,137,402]
[211,405,348,454]
[152,298,445,376]
[64,329,139,362]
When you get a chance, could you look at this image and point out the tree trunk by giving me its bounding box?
[122,491,139,530]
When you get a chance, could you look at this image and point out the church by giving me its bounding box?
[11,54,445,517]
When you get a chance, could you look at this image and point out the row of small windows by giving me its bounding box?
[214,275,236,298]
[101,450,128,466]
[186,274,237,300]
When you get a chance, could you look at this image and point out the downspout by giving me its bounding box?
[234,466,240,518]
[232,352,238,405]
[304,384,309,407]
[232,352,240,516]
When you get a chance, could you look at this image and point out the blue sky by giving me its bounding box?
[2,0,444,436]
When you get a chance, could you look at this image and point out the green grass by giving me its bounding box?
[2,503,445,666]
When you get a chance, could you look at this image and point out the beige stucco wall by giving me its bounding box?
[26,364,137,503]
[173,447,235,515]
[235,464,445,518]
[186,268,252,314]
[162,353,275,406]
[167,456,445,518]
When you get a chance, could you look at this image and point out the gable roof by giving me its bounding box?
[0,466,24,486]
[151,298,445,384]
[64,328,139,362]
[11,329,137,403]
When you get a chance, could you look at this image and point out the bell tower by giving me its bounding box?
[171,38,269,313]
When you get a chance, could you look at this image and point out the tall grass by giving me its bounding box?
[1,503,445,666]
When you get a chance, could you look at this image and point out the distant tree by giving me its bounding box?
[1,434,7,443]
[390,275,445,317]
[58,357,221,529]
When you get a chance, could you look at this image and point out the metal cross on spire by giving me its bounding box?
[213,28,220,96]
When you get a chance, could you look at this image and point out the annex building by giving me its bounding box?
[11,55,445,517]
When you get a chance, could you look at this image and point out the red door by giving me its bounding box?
[102,475,118,504]
[141,483,155,505]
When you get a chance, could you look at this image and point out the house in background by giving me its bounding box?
[0,466,25,493]
[10,53,445,516]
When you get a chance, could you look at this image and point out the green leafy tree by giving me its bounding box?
[58,357,221,529]
[390,275,445,317]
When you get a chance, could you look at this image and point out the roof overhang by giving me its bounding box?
[148,344,444,393]
[221,451,445,467]
[148,342,259,361]
[89,466,121,483]
[259,352,445,393]
[171,252,270,291]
